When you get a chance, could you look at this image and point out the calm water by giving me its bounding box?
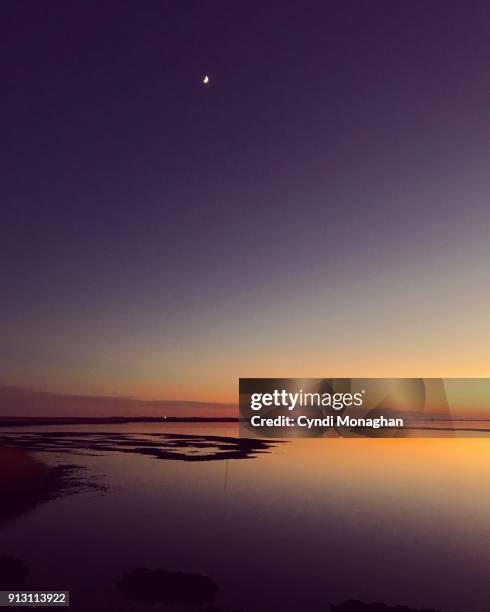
[1,423,489,611]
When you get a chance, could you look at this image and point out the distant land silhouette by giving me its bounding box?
[0,385,235,419]
[0,416,238,427]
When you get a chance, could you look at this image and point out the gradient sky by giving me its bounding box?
[2,2,490,404]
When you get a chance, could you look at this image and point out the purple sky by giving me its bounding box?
[1,2,490,403]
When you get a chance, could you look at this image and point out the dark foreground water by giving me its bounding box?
[0,423,488,612]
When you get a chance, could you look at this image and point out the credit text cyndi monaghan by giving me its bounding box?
[250,415,404,429]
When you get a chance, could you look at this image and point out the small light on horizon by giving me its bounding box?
[203,75,209,85]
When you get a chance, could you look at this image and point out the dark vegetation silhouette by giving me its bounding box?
[117,567,218,606]
[199,607,243,612]
[0,557,31,590]
[0,448,105,525]
[0,556,445,612]
[331,600,441,612]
